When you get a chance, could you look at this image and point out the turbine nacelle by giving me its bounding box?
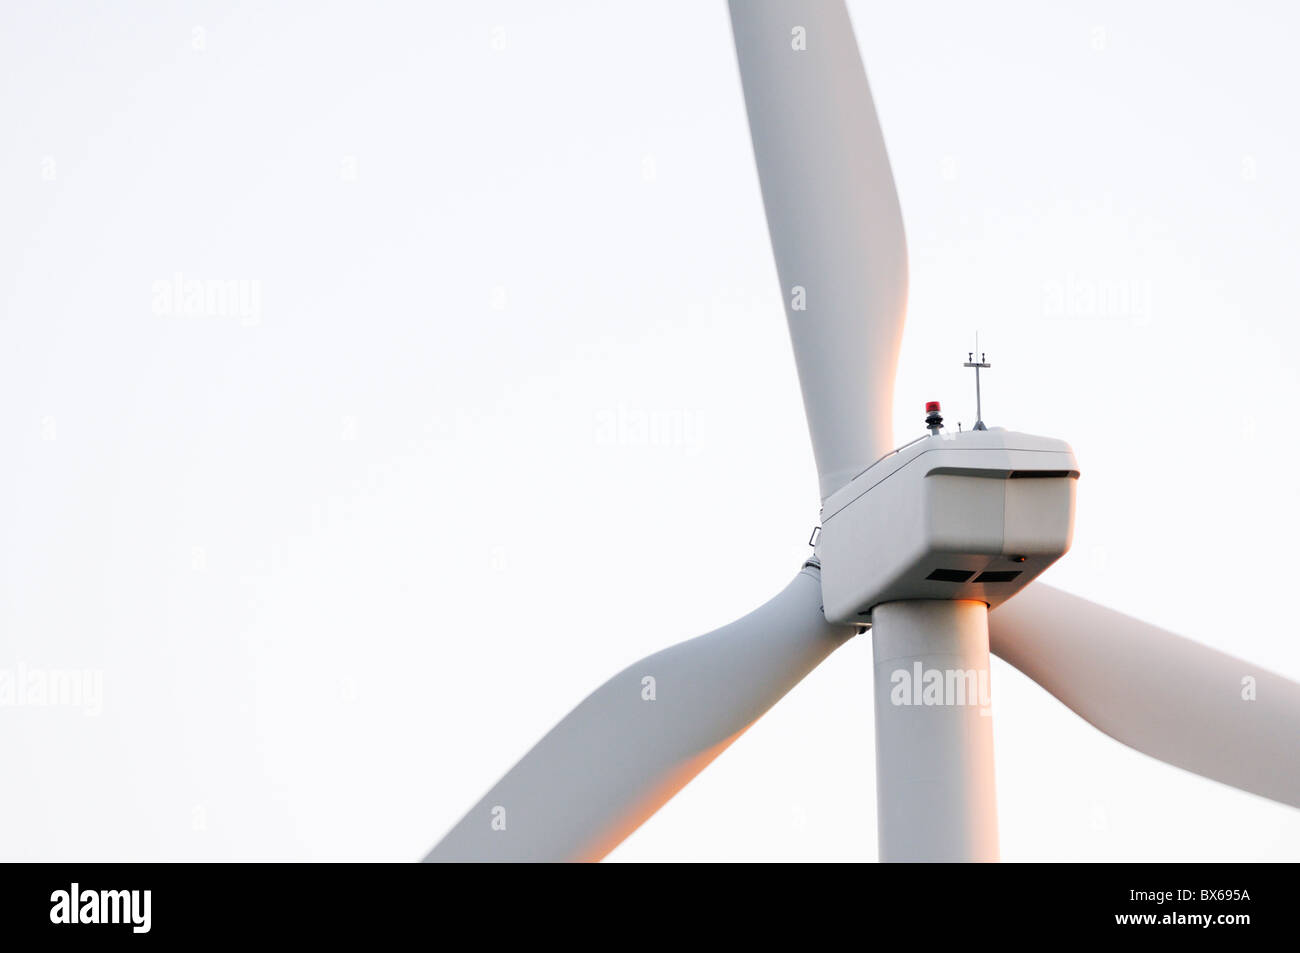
[815,429,1079,625]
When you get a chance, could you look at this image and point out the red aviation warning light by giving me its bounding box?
[925,401,943,435]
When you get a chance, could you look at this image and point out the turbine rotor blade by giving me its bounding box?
[425,563,857,861]
[729,0,908,499]
[990,584,1300,808]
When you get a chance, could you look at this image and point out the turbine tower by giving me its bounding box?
[425,0,1300,863]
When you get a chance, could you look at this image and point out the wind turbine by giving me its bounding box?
[426,0,1300,862]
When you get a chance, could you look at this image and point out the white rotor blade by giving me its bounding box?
[990,584,1300,808]
[425,564,856,861]
[729,0,908,499]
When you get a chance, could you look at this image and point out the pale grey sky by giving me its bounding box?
[2,0,1297,860]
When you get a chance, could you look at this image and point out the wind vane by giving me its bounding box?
[963,337,991,431]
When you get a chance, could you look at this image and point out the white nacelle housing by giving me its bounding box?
[815,429,1079,625]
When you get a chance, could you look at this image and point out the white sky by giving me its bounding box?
[1,0,1298,861]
